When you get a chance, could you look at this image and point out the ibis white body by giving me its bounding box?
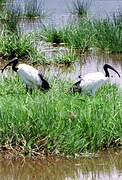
[71,64,120,96]
[17,64,43,88]
[80,72,108,96]
[1,57,50,93]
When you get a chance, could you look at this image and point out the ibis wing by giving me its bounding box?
[81,72,107,94]
[17,64,42,87]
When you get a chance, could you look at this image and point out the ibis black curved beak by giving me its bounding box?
[1,57,18,73]
[103,64,120,78]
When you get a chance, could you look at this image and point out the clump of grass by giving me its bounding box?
[93,17,122,52]
[40,13,122,53]
[41,25,62,44]
[35,47,77,65]
[112,9,122,26]
[40,18,93,51]
[4,8,20,32]
[0,74,121,157]
[0,29,38,59]
[70,0,92,17]
[0,0,5,8]
[24,0,45,19]
[0,2,21,32]
[53,48,77,64]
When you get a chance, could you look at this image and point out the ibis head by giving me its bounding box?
[1,57,18,72]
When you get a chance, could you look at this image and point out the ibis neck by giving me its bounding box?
[12,62,18,72]
[103,64,120,78]
[104,65,109,77]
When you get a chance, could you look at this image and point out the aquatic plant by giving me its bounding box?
[40,13,122,53]
[24,0,45,19]
[0,0,5,7]
[93,18,122,52]
[53,47,77,65]
[0,29,38,59]
[112,9,122,26]
[0,74,121,157]
[0,1,21,32]
[40,25,62,44]
[69,0,92,17]
[40,18,93,51]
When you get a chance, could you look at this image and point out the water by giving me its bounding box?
[38,50,122,88]
[0,149,121,180]
[0,51,122,88]
[9,0,122,32]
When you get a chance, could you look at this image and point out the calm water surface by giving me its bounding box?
[0,149,121,180]
[39,51,122,88]
[10,0,122,32]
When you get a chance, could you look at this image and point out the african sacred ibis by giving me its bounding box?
[1,57,50,93]
[70,64,120,96]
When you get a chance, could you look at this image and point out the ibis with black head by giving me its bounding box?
[1,57,50,93]
[70,64,120,96]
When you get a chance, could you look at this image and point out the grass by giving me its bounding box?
[39,47,77,65]
[112,9,122,26]
[24,0,45,19]
[0,73,121,157]
[39,14,122,53]
[52,48,77,65]
[69,0,92,17]
[0,29,38,60]
[92,18,122,52]
[0,3,21,32]
[40,19,93,51]
[40,25,62,44]
[0,0,45,33]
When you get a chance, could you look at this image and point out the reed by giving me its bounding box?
[52,47,77,65]
[0,0,21,32]
[0,74,121,156]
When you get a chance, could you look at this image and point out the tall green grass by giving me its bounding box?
[24,0,45,19]
[40,18,93,51]
[0,74,121,156]
[0,29,38,60]
[92,18,122,52]
[0,2,21,32]
[69,0,92,17]
[40,14,122,53]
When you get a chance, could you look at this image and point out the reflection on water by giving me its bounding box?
[0,149,121,180]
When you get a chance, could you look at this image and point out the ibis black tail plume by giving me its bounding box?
[103,64,120,77]
[1,57,18,73]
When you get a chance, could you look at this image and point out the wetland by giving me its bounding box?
[0,0,122,179]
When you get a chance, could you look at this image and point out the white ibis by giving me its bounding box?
[70,64,120,96]
[1,57,50,93]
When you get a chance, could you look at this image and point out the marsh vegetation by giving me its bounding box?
[0,74,121,156]
[0,0,121,157]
